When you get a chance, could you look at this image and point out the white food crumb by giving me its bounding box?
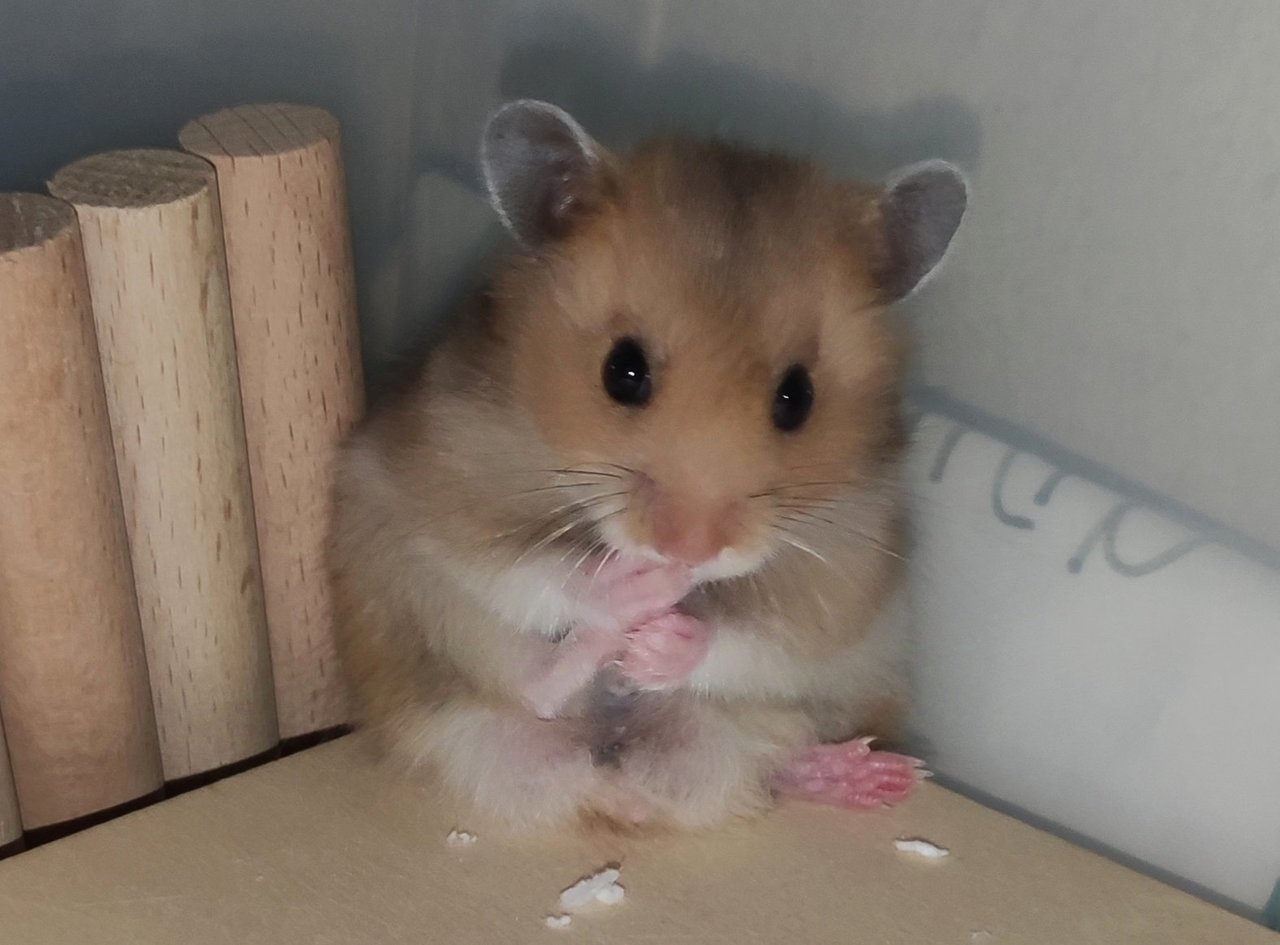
[970,932,993,943]
[544,914,572,930]
[893,837,950,859]
[446,829,477,847]
[559,866,623,910]
[594,883,626,905]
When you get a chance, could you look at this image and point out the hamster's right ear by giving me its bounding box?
[873,160,969,302]
[480,100,613,247]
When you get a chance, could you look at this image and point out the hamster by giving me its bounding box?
[328,100,967,833]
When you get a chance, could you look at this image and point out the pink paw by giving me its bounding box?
[774,737,927,809]
[519,623,626,719]
[577,555,693,630]
[617,612,711,690]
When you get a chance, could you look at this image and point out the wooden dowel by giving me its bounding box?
[48,153,279,779]
[0,717,19,847]
[0,193,163,828]
[181,104,364,738]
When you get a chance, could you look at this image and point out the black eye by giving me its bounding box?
[602,337,652,406]
[772,365,814,432]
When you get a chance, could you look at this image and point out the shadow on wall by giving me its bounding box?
[502,32,981,180]
[414,12,982,193]
[0,29,397,378]
[389,10,982,394]
[0,35,322,191]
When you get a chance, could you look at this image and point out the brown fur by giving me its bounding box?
[329,132,914,834]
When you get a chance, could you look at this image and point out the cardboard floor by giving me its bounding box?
[0,736,1271,944]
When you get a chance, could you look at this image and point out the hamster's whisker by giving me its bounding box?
[771,501,841,518]
[510,481,614,496]
[420,477,620,534]
[749,477,885,503]
[440,467,613,490]
[591,508,624,527]
[775,511,907,564]
[741,569,784,615]
[544,466,625,481]
[492,505,575,541]
[769,471,904,499]
[505,489,629,570]
[769,527,832,568]
[555,532,598,581]
[562,536,610,594]
[767,479,858,492]
[777,509,833,527]
[570,538,605,575]
[493,490,625,542]
[587,545,619,590]
[572,509,626,573]
[538,490,627,521]
[772,497,839,509]
[782,462,831,471]
[510,519,585,570]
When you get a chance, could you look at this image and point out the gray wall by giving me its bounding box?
[10,0,1271,554]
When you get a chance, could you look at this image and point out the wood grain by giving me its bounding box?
[48,153,279,779]
[0,193,163,828]
[181,104,365,738]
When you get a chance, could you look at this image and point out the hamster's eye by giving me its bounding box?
[772,365,814,432]
[602,337,652,407]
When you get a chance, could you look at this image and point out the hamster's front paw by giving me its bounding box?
[773,737,927,809]
[578,555,693,630]
[519,623,626,719]
[618,612,711,690]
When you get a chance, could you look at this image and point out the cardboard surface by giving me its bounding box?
[0,737,1271,944]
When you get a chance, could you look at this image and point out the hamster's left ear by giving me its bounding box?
[874,160,969,302]
[480,99,613,248]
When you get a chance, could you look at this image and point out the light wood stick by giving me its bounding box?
[49,153,279,779]
[0,715,19,846]
[0,193,163,827]
[181,104,365,738]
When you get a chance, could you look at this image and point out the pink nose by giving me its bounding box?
[649,499,731,566]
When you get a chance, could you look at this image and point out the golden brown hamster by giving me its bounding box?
[329,99,966,832]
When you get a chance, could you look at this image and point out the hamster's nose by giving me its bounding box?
[648,494,735,566]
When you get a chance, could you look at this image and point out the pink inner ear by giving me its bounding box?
[541,164,581,240]
[877,161,968,302]
[481,100,607,247]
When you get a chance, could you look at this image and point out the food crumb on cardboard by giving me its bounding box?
[446,829,477,847]
[544,914,572,930]
[970,931,994,943]
[559,866,624,911]
[594,883,626,905]
[893,837,950,859]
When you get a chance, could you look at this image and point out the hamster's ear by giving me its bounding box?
[480,100,613,247]
[874,160,968,301]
